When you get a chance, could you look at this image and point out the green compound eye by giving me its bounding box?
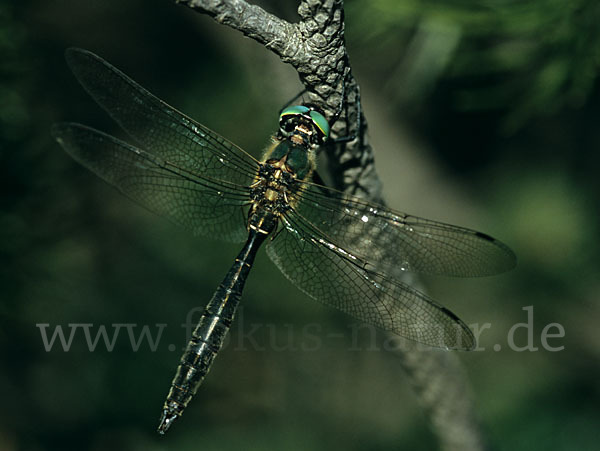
[280,105,310,119]
[309,110,330,140]
[279,105,330,142]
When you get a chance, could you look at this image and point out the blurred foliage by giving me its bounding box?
[1,0,600,451]
[347,0,600,133]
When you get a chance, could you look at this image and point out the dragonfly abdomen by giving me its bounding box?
[158,230,267,434]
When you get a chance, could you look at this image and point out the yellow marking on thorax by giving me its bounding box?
[290,135,304,145]
[265,189,278,201]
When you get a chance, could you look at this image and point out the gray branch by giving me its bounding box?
[177,1,486,449]
[178,0,298,57]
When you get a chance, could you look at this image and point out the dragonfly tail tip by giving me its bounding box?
[157,409,179,435]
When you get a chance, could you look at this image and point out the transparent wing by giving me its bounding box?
[64,48,259,185]
[267,210,475,349]
[53,123,250,242]
[292,181,516,277]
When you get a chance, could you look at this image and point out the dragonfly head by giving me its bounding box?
[278,105,330,147]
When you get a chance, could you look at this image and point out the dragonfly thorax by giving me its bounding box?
[249,140,314,235]
[262,139,316,181]
[247,166,290,235]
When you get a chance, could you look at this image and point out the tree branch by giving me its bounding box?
[176,1,486,450]
[178,0,300,58]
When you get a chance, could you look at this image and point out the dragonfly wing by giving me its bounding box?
[53,123,249,242]
[266,209,476,350]
[64,48,258,186]
[293,182,516,277]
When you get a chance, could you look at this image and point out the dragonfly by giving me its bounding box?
[52,48,516,434]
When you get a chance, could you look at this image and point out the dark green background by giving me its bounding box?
[2,0,599,450]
